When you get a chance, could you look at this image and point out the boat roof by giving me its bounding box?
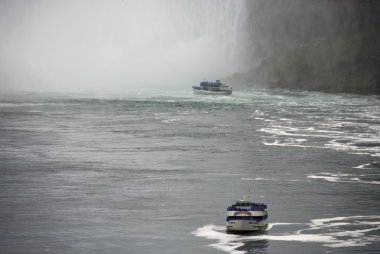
[236,199,252,203]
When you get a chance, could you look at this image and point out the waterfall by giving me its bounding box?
[120,0,249,86]
[0,0,249,92]
[164,0,247,61]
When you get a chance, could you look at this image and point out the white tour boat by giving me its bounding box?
[192,80,232,95]
[226,191,268,232]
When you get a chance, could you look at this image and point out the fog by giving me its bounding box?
[0,0,248,94]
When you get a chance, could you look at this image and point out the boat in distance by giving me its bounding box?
[226,191,268,233]
[192,80,232,95]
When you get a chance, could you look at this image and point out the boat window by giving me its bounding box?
[227,216,267,221]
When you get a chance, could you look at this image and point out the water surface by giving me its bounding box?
[0,89,379,254]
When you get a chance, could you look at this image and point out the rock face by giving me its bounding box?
[228,0,380,94]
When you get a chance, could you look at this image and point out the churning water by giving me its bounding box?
[0,88,379,254]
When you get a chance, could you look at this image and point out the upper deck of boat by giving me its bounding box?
[227,201,267,212]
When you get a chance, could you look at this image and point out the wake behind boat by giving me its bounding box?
[226,191,268,233]
[192,80,232,95]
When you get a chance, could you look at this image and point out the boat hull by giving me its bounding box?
[193,89,232,95]
[226,219,268,232]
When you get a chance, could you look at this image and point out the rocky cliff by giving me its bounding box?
[228,0,380,94]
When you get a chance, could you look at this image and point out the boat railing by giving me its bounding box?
[226,215,268,221]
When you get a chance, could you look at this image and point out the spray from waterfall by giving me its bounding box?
[0,0,249,94]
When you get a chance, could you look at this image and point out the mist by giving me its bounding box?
[0,0,248,94]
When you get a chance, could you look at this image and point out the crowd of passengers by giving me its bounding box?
[200,82,222,87]
[227,203,267,211]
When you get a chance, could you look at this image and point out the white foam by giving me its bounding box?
[260,234,336,243]
[307,175,340,182]
[266,222,304,231]
[353,163,371,169]
[192,215,380,254]
[262,139,310,148]
[308,172,380,185]
[325,138,380,157]
[192,225,245,254]
[255,103,380,158]
[161,118,181,123]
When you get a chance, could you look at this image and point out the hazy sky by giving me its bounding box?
[0,0,246,93]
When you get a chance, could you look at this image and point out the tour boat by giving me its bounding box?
[192,80,232,95]
[226,191,268,232]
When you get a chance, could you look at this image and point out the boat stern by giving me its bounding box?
[226,219,268,232]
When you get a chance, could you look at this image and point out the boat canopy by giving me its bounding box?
[200,80,223,87]
[236,200,252,206]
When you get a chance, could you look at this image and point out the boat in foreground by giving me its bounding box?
[226,191,268,233]
[192,80,232,95]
